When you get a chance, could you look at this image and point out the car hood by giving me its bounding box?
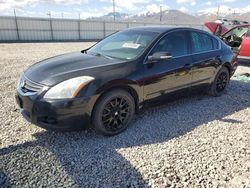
[24,52,126,86]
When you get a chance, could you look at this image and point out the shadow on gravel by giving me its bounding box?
[1,80,250,187]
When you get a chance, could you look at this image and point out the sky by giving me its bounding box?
[0,0,250,19]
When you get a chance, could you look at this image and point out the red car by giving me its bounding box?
[238,29,250,66]
[205,22,250,66]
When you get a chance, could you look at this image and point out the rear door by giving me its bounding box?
[189,31,221,91]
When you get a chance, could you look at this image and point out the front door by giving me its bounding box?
[143,30,193,100]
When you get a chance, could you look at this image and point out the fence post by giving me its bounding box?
[78,20,81,40]
[49,17,53,40]
[14,9,20,40]
[103,21,106,38]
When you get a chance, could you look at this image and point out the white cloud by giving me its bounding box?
[179,6,189,13]
[0,0,89,12]
[0,0,39,12]
[204,1,212,6]
[50,0,88,5]
[177,0,196,7]
[223,0,236,2]
[138,3,169,15]
[0,0,90,13]
[177,0,195,4]
[242,4,250,13]
[113,0,151,10]
[103,6,122,13]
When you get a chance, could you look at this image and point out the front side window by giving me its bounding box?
[87,30,159,60]
[191,32,213,53]
[150,30,188,57]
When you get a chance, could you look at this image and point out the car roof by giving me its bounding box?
[125,26,203,33]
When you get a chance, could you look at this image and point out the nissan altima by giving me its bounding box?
[16,26,237,135]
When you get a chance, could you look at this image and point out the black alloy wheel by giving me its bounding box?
[93,89,135,136]
[102,96,130,132]
[216,72,228,93]
[208,67,230,97]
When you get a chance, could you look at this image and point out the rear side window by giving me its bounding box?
[190,32,214,53]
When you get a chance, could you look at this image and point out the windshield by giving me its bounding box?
[87,30,159,60]
[224,26,249,38]
[247,28,250,37]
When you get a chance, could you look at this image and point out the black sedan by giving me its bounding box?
[16,26,237,135]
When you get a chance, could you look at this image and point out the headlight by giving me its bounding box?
[17,73,24,88]
[44,76,94,99]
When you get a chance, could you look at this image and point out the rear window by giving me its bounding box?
[190,32,214,53]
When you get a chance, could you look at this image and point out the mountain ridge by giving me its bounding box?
[86,9,250,24]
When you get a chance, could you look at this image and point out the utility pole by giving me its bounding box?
[47,11,53,40]
[47,11,52,19]
[13,9,20,40]
[113,0,115,22]
[160,6,163,24]
[78,12,81,40]
[216,4,220,19]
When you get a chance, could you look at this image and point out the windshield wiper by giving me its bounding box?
[81,48,90,54]
[91,52,114,60]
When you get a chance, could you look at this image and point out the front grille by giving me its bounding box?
[20,75,44,93]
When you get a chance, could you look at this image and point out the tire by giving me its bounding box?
[92,89,135,136]
[208,67,230,97]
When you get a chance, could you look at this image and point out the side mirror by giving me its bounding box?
[148,52,172,63]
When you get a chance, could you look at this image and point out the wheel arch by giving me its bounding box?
[222,62,233,76]
[90,83,141,125]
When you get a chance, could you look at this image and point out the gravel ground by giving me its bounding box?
[0,43,250,188]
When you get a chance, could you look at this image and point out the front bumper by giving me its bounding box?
[15,88,94,131]
[238,56,250,67]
